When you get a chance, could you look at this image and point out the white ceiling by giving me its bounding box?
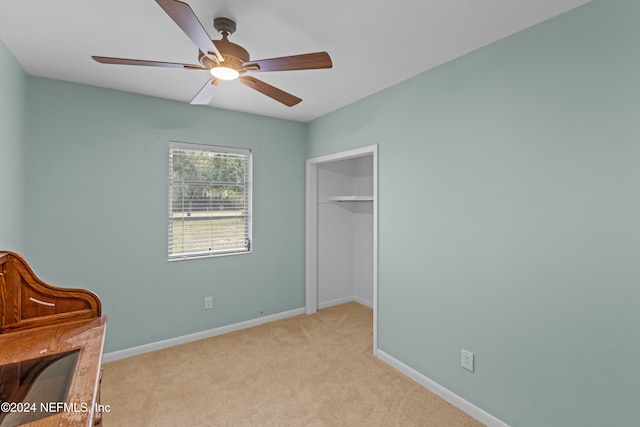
[0,0,590,122]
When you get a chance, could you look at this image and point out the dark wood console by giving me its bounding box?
[0,252,107,427]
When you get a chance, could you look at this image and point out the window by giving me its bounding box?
[168,141,252,260]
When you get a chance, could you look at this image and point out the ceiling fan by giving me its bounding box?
[92,0,332,107]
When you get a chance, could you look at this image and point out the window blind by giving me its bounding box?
[168,141,252,260]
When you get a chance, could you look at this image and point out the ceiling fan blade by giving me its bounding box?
[92,56,206,70]
[243,52,332,73]
[155,0,223,62]
[239,76,302,107]
[190,78,220,105]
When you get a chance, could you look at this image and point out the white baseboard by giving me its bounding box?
[317,296,354,309]
[103,307,305,363]
[376,350,510,427]
[318,296,373,309]
[354,296,373,308]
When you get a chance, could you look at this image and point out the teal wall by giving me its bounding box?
[0,39,27,251]
[23,77,307,353]
[308,1,639,426]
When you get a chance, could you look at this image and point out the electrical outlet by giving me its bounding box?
[204,296,213,310]
[461,349,474,372]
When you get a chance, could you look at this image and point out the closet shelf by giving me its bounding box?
[323,195,374,202]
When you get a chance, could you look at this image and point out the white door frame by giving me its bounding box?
[305,144,378,355]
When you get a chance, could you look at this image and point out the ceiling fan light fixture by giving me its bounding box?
[210,66,239,80]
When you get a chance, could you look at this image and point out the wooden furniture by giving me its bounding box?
[0,251,106,427]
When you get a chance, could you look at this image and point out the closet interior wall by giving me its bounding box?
[317,155,374,308]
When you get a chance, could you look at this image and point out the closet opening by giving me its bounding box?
[305,145,378,355]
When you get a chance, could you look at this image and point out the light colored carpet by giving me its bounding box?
[101,302,484,426]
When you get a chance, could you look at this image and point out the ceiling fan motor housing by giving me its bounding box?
[198,39,249,69]
[198,17,249,72]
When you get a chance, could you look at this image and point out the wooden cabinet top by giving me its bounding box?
[0,317,107,426]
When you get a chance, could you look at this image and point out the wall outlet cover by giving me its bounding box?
[461,349,474,372]
[204,296,213,310]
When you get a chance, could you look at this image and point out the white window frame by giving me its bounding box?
[168,141,252,261]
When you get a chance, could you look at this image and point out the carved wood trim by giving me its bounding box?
[0,251,101,333]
